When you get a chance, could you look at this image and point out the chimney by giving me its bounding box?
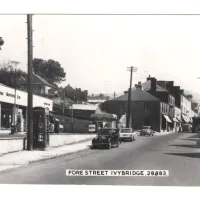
[135,82,143,89]
[124,91,128,94]
[147,75,156,92]
[167,81,174,86]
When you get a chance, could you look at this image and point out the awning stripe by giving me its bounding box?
[173,118,179,122]
[163,115,172,123]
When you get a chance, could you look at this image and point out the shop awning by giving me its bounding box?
[182,114,189,123]
[163,115,172,123]
[176,118,182,123]
[173,118,179,122]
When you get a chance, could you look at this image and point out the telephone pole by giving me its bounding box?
[126,66,137,128]
[27,14,33,150]
[0,37,4,50]
[62,88,65,121]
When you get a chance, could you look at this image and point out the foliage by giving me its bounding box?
[33,58,66,84]
[0,60,27,88]
[59,84,88,102]
[186,94,193,99]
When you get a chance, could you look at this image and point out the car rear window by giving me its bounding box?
[100,129,118,135]
[121,129,132,133]
[142,126,150,129]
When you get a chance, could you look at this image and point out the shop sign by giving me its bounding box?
[0,84,53,111]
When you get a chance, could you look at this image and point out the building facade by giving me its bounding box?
[102,84,169,132]
[0,83,53,133]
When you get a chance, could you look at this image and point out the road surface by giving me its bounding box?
[0,132,200,186]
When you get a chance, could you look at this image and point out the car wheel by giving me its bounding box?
[130,137,133,142]
[108,141,112,149]
[133,137,136,141]
[116,141,119,147]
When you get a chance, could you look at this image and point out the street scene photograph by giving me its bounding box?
[1,13,200,187]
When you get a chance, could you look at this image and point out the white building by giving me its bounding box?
[181,94,192,123]
[0,83,53,133]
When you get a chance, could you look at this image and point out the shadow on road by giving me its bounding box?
[169,144,200,148]
[180,138,200,142]
[164,152,200,159]
[187,134,200,139]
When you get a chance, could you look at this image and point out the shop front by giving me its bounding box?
[0,83,53,133]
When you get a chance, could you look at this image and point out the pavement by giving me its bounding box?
[1,131,198,185]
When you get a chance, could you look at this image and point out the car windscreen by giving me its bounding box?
[121,129,132,133]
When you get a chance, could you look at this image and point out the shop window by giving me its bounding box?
[1,109,12,129]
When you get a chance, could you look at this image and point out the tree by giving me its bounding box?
[186,94,193,100]
[0,60,27,88]
[63,84,88,102]
[33,58,66,84]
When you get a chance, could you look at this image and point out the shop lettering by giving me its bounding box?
[0,91,3,95]
[6,92,15,98]
[44,102,50,106]
[6,92,21,99]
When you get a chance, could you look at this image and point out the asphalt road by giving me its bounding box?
[0,132,200,186]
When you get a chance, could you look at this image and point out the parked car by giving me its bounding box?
[120,128,136,142]
[140,126,154,136]
[195,125,200,133]
[92,128,120,149]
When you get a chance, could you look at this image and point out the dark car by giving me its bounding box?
[140,126,154,136]
[92,128,120,149]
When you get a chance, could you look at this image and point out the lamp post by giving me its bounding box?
[70,106,74,133]
[0,37,4,50]
[10,61,20,134]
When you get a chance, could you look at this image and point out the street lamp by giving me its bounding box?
[10,61,20,134]
[70,105,74,133]
[0,37,4,50]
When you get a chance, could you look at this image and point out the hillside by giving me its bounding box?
[184,90,200,103]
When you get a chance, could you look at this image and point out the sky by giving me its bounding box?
[1,14,200,96]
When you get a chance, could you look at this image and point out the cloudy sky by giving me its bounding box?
[1,14,200,95]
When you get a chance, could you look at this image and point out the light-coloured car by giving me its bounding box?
[140,126,154,136]
[120,128,136,142]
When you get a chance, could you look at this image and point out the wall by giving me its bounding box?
[0,137,25,156]
[0,134,95,155]
[49,134,95,147]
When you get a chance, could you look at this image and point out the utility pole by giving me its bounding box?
[27,14,33,150]
[126,66,137,128]
[62,88,65,121]
[0,37,4,50]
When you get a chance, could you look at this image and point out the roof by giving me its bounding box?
[141,80,167,92]
[33,73,57,89]
[112,88,160,102]
[72,104,99,111]
[87,99,106,103]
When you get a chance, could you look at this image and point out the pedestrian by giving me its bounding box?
[178,125,181,133]
[180,126,183,133]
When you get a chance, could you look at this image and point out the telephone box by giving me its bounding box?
[33,107,50,149]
